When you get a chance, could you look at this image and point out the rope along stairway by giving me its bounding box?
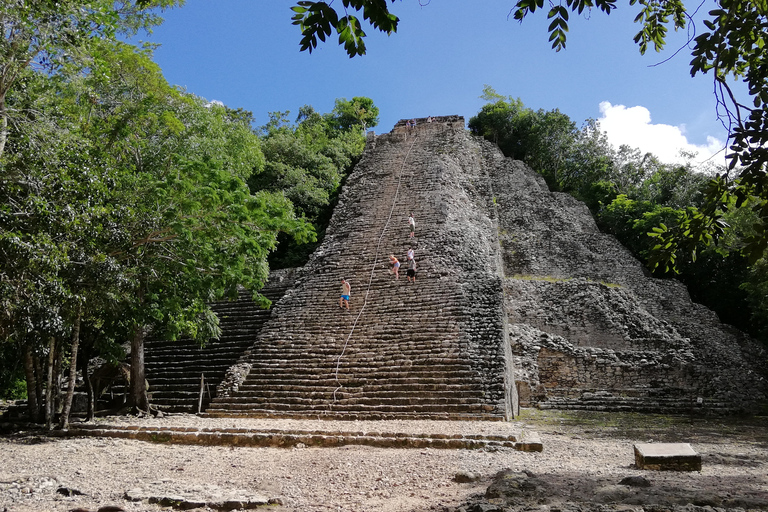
[205,117,514,420]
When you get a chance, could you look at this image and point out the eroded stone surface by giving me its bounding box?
[124,481,272,510]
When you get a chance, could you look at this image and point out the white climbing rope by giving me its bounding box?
[332,130,419,402]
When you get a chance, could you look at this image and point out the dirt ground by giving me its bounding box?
[1,410,767,512]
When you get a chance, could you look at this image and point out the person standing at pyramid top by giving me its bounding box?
[408,213,415,238]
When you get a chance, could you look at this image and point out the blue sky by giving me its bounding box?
[136,0,735,166]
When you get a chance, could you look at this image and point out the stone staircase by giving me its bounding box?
[206,117,513,420]
[142,275,295,413]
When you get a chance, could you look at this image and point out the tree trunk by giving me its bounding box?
[129,323,149,412]
[81,342,94,422]
[53,337,63,420]
[0,94,7,158]
[32,350,44,422]
[59,306,82,429]
[44,336,56,429]
[23,345,38,422]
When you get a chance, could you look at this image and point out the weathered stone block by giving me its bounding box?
[633,442,701,471]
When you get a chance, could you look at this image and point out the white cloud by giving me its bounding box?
[205,99,225,108]
[597,102,724,166]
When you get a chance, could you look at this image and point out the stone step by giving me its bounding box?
[211,392,487,405]
[145,355,247,367]
[235,381,478,392]
[206,400,490,415]
[50,421,538,450]
[219,387,485,400]
[145,363,234,374]
[202,410,503,421]
[536,396,736,413]
[239,370,478,384]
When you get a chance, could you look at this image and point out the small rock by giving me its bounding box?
[619,476,651,487]
[454,471,480,483]
[594,484,631,503]
[57,486,85,497]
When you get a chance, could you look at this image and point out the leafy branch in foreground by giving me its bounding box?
[290,0,399,57]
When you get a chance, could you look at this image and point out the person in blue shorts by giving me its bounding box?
[339,278,351,310]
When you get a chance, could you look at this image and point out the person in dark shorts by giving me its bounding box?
[407,258,417,283]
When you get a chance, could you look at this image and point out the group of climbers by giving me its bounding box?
[340,213,418,310]
[389,245,416,283]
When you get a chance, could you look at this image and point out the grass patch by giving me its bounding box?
[517,408,768,443]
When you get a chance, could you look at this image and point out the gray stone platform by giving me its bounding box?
[634,442,701,471]
[45,416,543,452]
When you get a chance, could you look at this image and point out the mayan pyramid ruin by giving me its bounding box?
[142,116,768,418]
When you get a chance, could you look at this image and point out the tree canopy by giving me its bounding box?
[1,1,375,413]
[1,36,315,416]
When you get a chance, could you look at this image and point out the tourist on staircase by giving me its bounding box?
[408,213,415,238]
[407,257,417,284]
[339,278,351,310]
[389,255,400,279]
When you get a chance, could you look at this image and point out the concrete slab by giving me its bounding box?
[634,443,701,471]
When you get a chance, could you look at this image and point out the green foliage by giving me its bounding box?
[1,37,316,412]
[469,87,576,189]
[328,97,380,132]
[252,102,368,268]
[0,0,181,157]
[471,89,765,342]
[291,0,399,57]
[599,195,684,260]
[0,341,26,399]
[741,257,768,339]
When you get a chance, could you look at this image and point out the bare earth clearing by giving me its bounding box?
[1,410,767,512]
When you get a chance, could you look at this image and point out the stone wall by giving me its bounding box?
[482,137,768,412]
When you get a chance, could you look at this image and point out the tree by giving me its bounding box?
[290,0,768,267]
[290,0,399,57]
[469,87,578,190]
[74,41,314,412]
[251,103,367,268]
[0,0,179,158]
[328,97,379,133]
[1,40,315,418]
